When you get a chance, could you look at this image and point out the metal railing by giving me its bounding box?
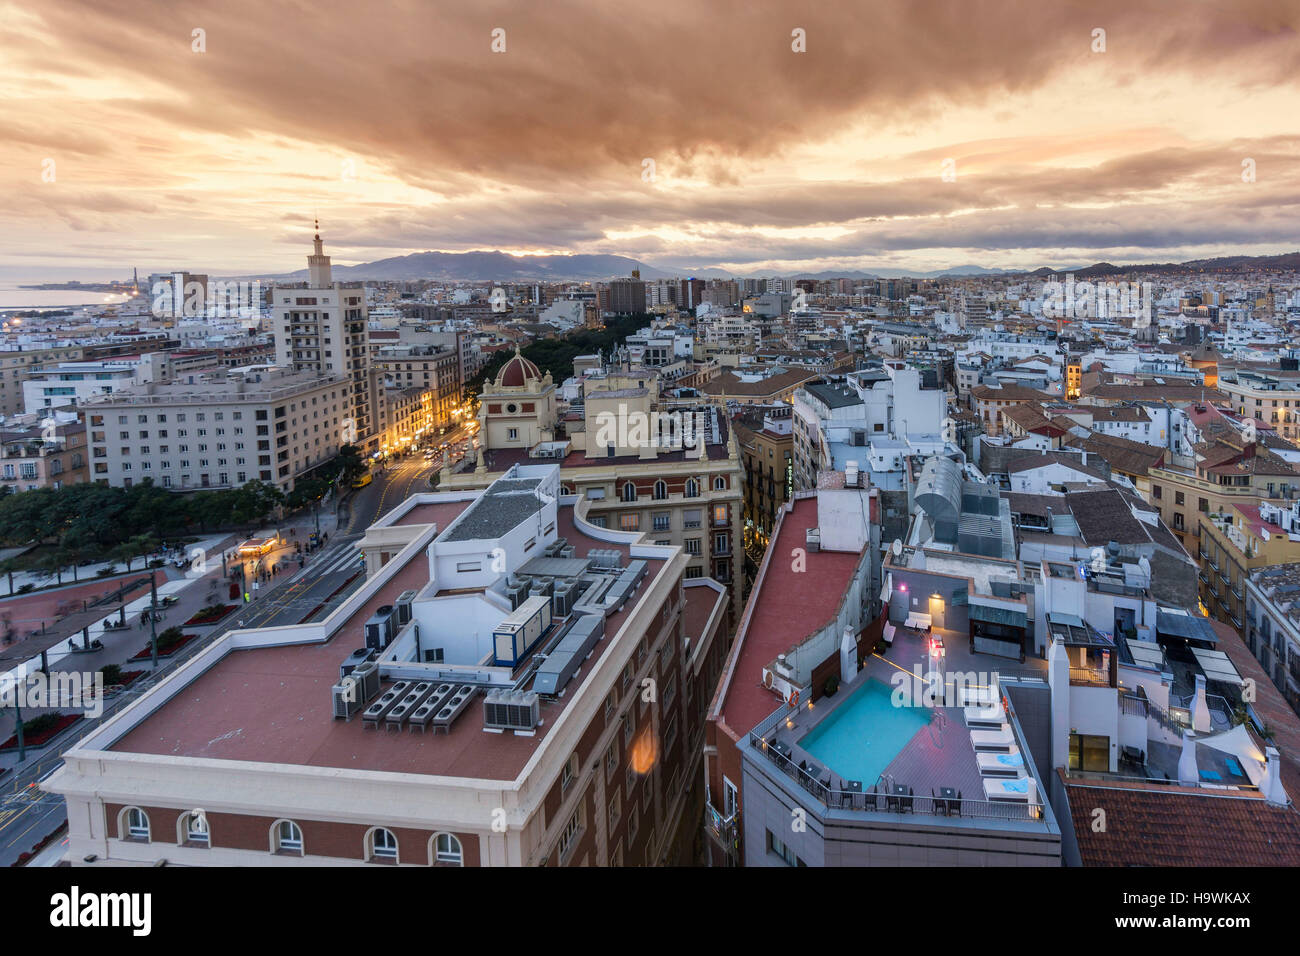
[747,703,1046,824]
[1069,665,1111,687]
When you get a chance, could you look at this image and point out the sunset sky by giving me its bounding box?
[3,0,1299,280]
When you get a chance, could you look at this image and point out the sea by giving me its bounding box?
[0,284,131,310]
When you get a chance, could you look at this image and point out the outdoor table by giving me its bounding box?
[938,786,957,814]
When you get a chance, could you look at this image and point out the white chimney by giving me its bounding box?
[1191,674,1211,732]
[1260,746,1289,806]
[1177,728,1199,786]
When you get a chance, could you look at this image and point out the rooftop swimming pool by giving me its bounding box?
[799,678,930,786]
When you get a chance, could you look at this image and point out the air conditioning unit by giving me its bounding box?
[394,590,417,627]
[332,682,365,719]
[364,605,396,650]
[806,528,821,552]
[484,689,540,731]
[352,661,381,702]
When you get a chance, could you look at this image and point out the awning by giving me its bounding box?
[1190,647,1243,687]
[1156,608,1218,646]
[969,603,1028,628]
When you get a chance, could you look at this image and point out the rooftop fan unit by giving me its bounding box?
[484,689,540,731]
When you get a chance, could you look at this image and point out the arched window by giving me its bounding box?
[621,481,637,502]
[713,476,726,491]
[684,479,699,498]
[368,827,398,863]
[560,483,574,497]
[432,832,463,866]
[179,811,209,847]
[653,480,667,500]
[122,807,150,842]
[272,819,304,855]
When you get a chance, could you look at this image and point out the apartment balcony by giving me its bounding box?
[703,804,738,857]
[1069,665,1112,688]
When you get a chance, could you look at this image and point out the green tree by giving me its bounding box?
[336,445,367,486]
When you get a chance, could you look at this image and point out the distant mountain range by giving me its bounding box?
[258,251,702,282]
[248,249,1300,283]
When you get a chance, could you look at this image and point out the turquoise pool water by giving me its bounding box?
[799,679,929,785]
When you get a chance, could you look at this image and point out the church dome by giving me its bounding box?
[498,352,541,388]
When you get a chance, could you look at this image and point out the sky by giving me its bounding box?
[2,0,1299,280]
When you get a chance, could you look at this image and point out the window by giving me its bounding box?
[1175,491,1185,506]
[605,692,617,724]
[713,476,726,490]
[627,801,639,843]
[652,512,670,532]
[124,807,150,842]
[181,811,209,847]
[605,743,618,779]
[369,827,398,862]
[620,513,639,532]
[557,810,581,862]
[623,713,634,747]
[608,789,622,831]
[684,479,699,498]
[767,829,803,867]
[684,509,701,529]
[561,753,578,795]
[433,832,463,866]
[622,481,637,502]
[685,538,701,555]
[653,479,667,500]
[274,819,304,855]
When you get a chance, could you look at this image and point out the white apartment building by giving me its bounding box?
[272,227,385,451]
[84,367,351,492]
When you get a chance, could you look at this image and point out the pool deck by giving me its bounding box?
[761,625,1036,799]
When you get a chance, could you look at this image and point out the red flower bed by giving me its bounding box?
[115,669,145,686]
[184,604,236,626]
[10,823,67,866]
[129,634,198,661]
[0,713,82,751]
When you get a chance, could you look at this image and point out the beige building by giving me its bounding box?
[47,466,732,867]
[447,354,745,618]
[84,367,350,492]
[271,227,385,451]
[0,420,89,491]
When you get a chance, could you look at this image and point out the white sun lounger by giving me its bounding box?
[977,749,1025,778]
[970,725,1014,752]
[955,683,998,708]
[983,777,1032,802]
[964,700,1005,728]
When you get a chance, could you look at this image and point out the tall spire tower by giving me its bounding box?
[308,218,332,287]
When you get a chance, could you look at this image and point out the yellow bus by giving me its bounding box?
[351,472,373,489]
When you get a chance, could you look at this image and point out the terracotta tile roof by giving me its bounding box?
[1065,771,1300,866]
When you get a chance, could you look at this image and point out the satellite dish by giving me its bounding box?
[891,539,903,557]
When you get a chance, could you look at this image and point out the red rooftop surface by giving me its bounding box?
[108,503,665,782]
[392,499,473,529]
[717,496,860,735]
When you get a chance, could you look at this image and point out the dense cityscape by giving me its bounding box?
[3,0,1296,935]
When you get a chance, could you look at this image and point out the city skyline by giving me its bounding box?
[3,0,1299,281]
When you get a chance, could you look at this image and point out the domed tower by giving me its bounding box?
[478,346,557,451]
